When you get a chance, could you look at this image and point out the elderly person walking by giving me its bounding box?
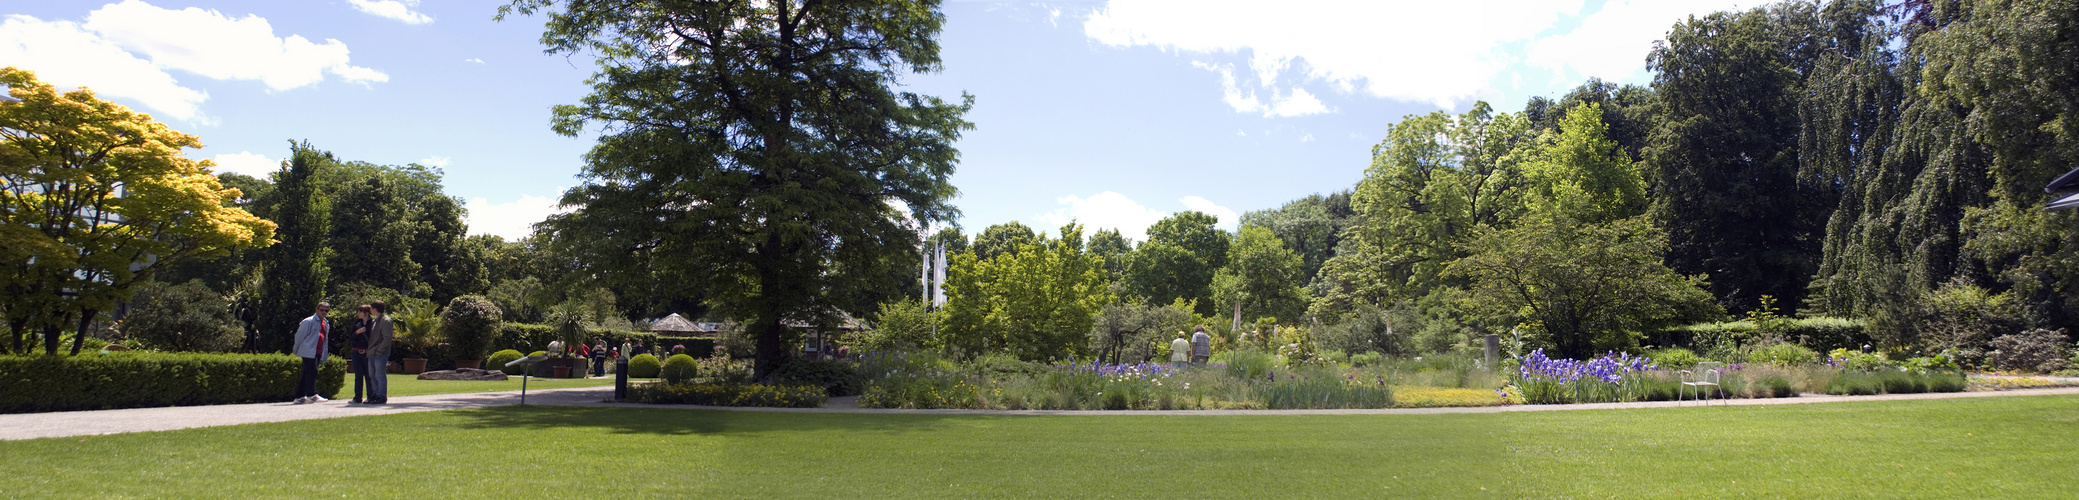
[292,302,332,404]
[365,300,395,405]
[1191,326,1212,366]
[1170,332,1192,369]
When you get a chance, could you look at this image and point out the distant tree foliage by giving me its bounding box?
[971,222,1036,261]
[123,280,244,353]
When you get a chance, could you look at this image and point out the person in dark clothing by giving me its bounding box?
[349,304,373,404]
[591,339,608,377]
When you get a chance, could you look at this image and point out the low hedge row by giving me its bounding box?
[1652,317,1870,353]
[0,353,346,413]
[493,324,659,355]
[627,382,826,407]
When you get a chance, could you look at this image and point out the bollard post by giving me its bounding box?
[1484,334,1500,369]
[614,357,629,401]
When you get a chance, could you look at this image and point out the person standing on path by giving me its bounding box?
[365,300,394,404]
[591,339,608,377]
[348,305,372,404]
[292,302,331,404]
[1191,326,1212,366]
[1170,332,1191,369]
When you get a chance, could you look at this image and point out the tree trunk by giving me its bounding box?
[8,317,25,354]
[42,311,68,355]
[69,309,95,355]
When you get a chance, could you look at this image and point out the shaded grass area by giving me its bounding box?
[357,373,637,398]
[4,396,2077,497]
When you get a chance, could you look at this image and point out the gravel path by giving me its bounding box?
[7,385,2077,441]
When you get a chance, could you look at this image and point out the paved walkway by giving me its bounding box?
[0,387,612,441]
[7,386,2079,441]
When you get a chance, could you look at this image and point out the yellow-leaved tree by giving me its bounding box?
[1,67,276,355]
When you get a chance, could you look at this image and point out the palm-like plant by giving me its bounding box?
[392,304,443,359]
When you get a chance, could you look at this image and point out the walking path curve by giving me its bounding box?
[6,386,2078,441]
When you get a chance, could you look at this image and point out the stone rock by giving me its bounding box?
[417,368,510,381]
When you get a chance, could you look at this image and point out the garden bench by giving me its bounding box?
[1680,362,1725,405]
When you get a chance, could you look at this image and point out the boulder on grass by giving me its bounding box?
[417,368,510,381]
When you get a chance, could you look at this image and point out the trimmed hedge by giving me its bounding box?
[660,354,699,384]
[494,323,662,355]
[0,353,346,413]
[488,350,525,375]
[1654,317,1870,353]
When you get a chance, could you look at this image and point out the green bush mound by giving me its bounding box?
[627,382,826,407]
[775,358,864,396]
[488,350,524,375]
[0,353,346,413]
[660,354,698,384]
[627,354,661,378]
[1748,343,1819,365]
[1660,317,1869,353]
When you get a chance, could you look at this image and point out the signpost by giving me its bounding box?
[505,355,548,405]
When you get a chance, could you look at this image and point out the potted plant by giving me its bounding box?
[392,303,442,374]
[548,308,587,378]
[441,295,502,370]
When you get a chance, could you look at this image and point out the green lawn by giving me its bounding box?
[5,395,2077,497]
[347,373,639,398]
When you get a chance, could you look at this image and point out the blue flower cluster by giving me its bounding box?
[1517,349,1657,384]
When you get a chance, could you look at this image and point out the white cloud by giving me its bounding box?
[1038,191,1170,241]
[1037,192,1240,241]
[84,0,388,90]
[1526,0,1755,83]
[207,151,279,177]
[464,58,485,64]
[1192,61,1328,118]
[1300,132,1316,143]
[0,14,208,121]
[1085,0,1749,110]
[418,155,451,168]
[1179,196,1237,231]
[466,193,568,240]
[347,0,433,25]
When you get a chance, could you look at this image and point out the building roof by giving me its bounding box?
[648,313,709,333]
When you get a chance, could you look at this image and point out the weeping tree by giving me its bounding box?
[501,0,970,379]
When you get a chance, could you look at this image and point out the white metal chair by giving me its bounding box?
[1680,362,1725,405]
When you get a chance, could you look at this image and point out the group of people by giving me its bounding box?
[1170,326,1212,368]
[291,301,393,405]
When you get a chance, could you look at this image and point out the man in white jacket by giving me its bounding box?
[293,302,332,404]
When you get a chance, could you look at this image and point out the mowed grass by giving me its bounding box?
[362,373,635,398]
[5,396,2077,498]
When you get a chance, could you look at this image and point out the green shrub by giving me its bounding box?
[627,382,826,407]
[1349,351,1385,368]
[1988,329,2071,373]
[122,280,243,352]
[961,353,1050,380]
[1782,317,1868,352]
[488,350,524,375]
[774,358,863,396]
[1319,350,1351,365]
[440,295,503,361]
[1749,343,1818,366]
[1646,348,1704,369]
[0,353,345,413]
[660,354,699,384]
[627,354,661,378]
[1222,349,1278,380]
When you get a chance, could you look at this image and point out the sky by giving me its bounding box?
[2,0,1757,242]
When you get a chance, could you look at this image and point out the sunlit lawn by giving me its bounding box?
[6,394,2077,497]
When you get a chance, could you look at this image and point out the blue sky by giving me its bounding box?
[3,0,1755,241]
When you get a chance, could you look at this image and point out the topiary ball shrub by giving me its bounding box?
[627,354,661,378]
[488,349,524,375]
[441,295,503,363]
[661,354,699,384]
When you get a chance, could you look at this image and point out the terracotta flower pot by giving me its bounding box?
[454,359,482,370]
[402,358,428,374]
[552,365,571,378]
